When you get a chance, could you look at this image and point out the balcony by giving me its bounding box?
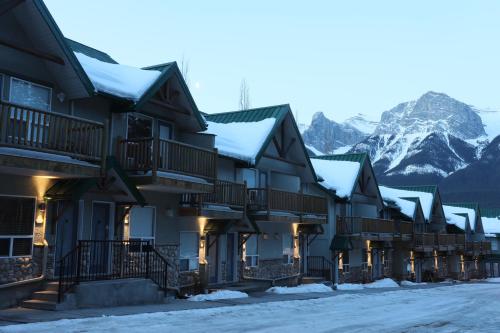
[413,233,436,251]
[482,241,492,255]
[180,180,247,219]
[436,233,457,252]
[247,188,327,223]
[336,216,406,241]
[116,137,217,192]
[0,101,105,176]
[455,234,466,251]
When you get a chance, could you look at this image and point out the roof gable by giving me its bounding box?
[65,38,118,64]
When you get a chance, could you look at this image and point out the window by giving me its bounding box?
[282,233,293,264]
[0,196,36,257]
[129,206,155,242]
[245,234,259,267]
[339,251,350,273]
[127,113,152,139]
[179,232,199,271]
[9,77,51,111]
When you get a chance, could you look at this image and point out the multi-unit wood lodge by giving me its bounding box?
[0,0,499,310]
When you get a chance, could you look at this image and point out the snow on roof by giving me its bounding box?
[443,205,477,231]
[379,186,416,219]
[204,118,276,164]
[482,217,500,235]
[305,144,323,156]
[311,159,360,198]
[442,205,468,231]
[378,186,434,221]
[75,52,161,101]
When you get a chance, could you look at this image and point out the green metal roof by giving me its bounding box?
[311,153,368,164]
[481,208,500,218]
[33,0,95,96]
[65,38,118,64]
[391,185,438,196]
[205,104,289,124]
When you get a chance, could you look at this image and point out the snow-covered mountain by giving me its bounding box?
[302,112,375,154]
[350,91,487,184]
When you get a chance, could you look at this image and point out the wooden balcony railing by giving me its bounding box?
[247,188,327,216]
[182,180,246,209]
[116,137,217,180]
[414,233,435,248]
[0,101,105,161]
[336,216,395,235]
[482,241,492,254]
[437,234,456,248]
[397,221,413,235]
[455,234,466,248]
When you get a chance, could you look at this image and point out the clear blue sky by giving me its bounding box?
[45,0,500,124]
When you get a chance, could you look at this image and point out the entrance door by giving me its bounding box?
[207,234,219,284]
[91,202,112,276]
[226,233,235,282]
[54,201,77,276]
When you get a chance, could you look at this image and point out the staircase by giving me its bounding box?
[22,282,61,311]
[305,256,335,283]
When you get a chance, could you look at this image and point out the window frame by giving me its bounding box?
[9,76,52,112]
[244,234,259,267]
[128,205,156,244]
[0,194,37,258]
[179,231,199,272]
[282,232,294,265]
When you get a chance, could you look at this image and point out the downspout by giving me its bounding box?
[0,241,48,289]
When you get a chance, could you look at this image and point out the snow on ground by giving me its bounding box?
[187,290,248,302]
[75,52,161,101]
[266,284,332,294]
[305,144,324,156]
[205,119,276,164]
[332,145,352,154]
[4,284,500,333]
[486,277,500,283]
[311,158,360,198]
[400,280,427,287]
[336,278,399,290]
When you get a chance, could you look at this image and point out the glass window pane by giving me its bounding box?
[129,207,154,239]
[246,235,257,255]
[12,238,32,256]
[10,78,51,111]
[0,239,10,256]
[180,232,198,258]
[127,114,152,139]
[0,197,35,235]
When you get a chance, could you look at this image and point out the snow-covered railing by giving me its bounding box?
[247,188,328,216]
[116,137,217,180]
[0,101,105,161]
[336,216,396,235]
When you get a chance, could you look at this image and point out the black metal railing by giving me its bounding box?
[306,256,335,281]
[57,240,171,303]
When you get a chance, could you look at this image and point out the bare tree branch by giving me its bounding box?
[239,78,251,110]
[180,54,190,87]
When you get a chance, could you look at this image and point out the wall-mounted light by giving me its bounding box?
[124,214,130,224]
[36,203,46,224]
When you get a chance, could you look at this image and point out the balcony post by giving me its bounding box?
[100,119,109,176]
[152,136,159,178]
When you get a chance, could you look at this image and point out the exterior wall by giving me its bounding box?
[217,157,236,181]
[0,174,54,285]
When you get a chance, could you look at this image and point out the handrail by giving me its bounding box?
[336,216,396,234]
[117,137,217,179]
[56,240,172,303]
[183,179,247,208]
[0,101,105,161]
[306,256,334,281]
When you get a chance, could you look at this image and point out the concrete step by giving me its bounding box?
[22,299,57,311]
[217,281,271,293]
[45,282,59,292]
[301,276,326,284]
[32,290,59,302]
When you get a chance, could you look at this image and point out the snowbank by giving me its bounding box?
[187,290,248,302]
[364,278,400,289]
[336,278,400,290]
[486,277,500,283]
[311,159,360,198]
[266,284,333,294]
[75,52,161,101]
[400,280,427,287]
[205,119,276,164]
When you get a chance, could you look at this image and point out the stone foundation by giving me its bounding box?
[0,244,44,285]
[243,258,300,280]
